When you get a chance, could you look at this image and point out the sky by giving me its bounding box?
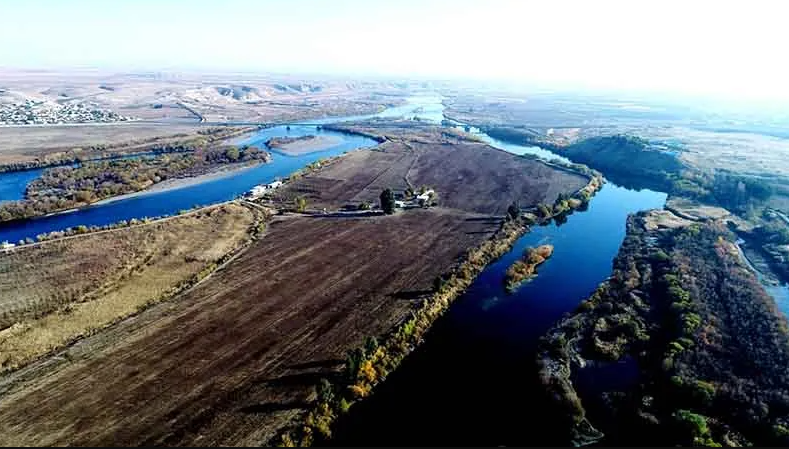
[0,0,787,102]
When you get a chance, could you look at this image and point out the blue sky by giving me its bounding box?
[1,0,787,102]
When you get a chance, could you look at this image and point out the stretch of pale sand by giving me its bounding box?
[92,163,263,206]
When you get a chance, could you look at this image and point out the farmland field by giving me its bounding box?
[276,125,587,215]
[0,123,589,446]
[0,202,259,373]
[0,209,500,446]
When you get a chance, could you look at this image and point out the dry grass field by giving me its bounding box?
[0,123,201,164]
[0,202,258,373]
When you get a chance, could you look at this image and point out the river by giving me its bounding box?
[0,97,451,244]
[329,182,667,446]
[0,95,767,444]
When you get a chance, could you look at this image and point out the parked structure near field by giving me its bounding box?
[415,189,435,204]
[247,180,284,198]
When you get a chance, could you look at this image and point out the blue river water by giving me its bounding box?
[0,96,445,244]
[1,94,782,444]
[330,179,667,446]
[0,168,46,202]
[0,127,378,244]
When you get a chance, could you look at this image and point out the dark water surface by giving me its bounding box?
[329,182,666,446]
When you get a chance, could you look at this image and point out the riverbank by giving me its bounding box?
[274,163,604,446]
[0,115,607,446]
[92,161,267,206]
[0,146,270,223]
[0,125,259,173]
[266,135,342,155]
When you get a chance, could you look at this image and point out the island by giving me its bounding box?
[504,244,554,291]
[0,145,270,222]
[266,134,341,155]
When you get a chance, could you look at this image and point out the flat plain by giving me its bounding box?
[0,203,259,373]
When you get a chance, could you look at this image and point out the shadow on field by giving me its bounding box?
[257,371,341,387]
[287,359,344,371]
[238,401,311,414]
[463,216,502,224]
[465,230,495,235]
[389,289,433,301]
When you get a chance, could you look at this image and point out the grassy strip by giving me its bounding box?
[0,203,270,374]
[272,171,605,446]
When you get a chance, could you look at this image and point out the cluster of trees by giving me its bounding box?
[753,220,789,246]
[202,145,264,164]
[380,188,395,214]
[670,170,773,215]
[537,215,789,446]
[508,133,775,215]
[504,244,553,292]
[0,146,268,222]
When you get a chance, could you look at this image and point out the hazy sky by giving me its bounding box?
[1,0,786,101]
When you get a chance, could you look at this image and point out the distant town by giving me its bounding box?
[0,100,134,125]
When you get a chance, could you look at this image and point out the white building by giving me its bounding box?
[1,241,16,252]
[247,180,284,198]
[416,189,435,203]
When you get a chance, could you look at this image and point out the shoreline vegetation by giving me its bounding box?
[487,126,789,288]
[91,162,264,206]
[536,210,789,447]
[0,126,260,173]
[0,118,604,446]
[504,244,554,292]
[0,145,270,223]
[273,161,604,446]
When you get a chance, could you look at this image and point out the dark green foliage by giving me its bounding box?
[345,348,365,380]
[507,201,520,221]
[673,410,720,446]
[538,215,789,446]
[379,188,395,215]
[433,274,448,292]
[364,336,379,355]
[224,146,240,162]
[317,378,334,403]
[537,203,553,220]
